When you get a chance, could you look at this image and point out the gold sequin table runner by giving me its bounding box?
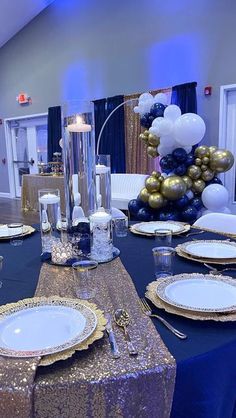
[1,258,176,418]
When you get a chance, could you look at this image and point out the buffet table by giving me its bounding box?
[21,175,65,212]
[0,227,236,418]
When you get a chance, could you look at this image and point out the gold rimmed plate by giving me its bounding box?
[178,240,236,260]
[0,225,35,240]
[176,245,236,265]
[0,297,106,365]
[130,221,190,237]
[156,273,236,313]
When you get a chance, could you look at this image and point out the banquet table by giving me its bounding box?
[0,227,236,418]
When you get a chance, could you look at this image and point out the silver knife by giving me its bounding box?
[105,313,121,359]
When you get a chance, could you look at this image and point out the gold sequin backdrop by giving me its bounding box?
[124,88,172,174]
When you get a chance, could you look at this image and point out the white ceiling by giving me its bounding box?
[0,0,55,48]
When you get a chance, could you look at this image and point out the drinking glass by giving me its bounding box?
[8,223,23,246]
[72,259,98,299]
[152,246,175,279]
[154,229,172,247]
[114,217,128,237]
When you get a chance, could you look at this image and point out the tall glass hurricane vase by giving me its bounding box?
[95,155,111,212]
[62,101,97,223]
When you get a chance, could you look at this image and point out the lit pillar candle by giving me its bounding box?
[67,116,91,133]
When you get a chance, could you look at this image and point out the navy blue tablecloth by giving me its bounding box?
[0,228,236,418]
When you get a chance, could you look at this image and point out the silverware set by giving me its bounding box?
[204,263,236,275]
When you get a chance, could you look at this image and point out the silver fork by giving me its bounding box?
[105,313,121,359]
[185,230,205,238]
[204,263,236,275]
[139,298,187,339]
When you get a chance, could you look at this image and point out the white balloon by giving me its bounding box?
[183,146,192,154]
[158,143,176,156]
[139,92,153,103]
[149,126,159,136]
[134,106,140,113]
[153,93,168,106]
[59,138,63,149]
[201,184,229,211]
[152,117,173,136]
[174,113,206,146]
[164,105,181,122]
[160,134,177,147]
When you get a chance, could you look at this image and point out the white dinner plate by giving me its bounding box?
[133,221,187,235]
[182,240,236,259]
[156,274,236,312]
[0,299,97,357]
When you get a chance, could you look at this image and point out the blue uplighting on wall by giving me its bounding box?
[147,34,201,88]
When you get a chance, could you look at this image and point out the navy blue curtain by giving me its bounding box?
[47,106,62,162]
[171,82,197,113]
[94,95,126,173]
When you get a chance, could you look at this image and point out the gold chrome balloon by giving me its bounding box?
[201,168,215,182]
[147,146,159,158]
[209,149,234,173]
[143,130,150,137]
[202,156,209,165]
[194,145,209,158]
[148,134,160,147]
[201,164,208,172]
[151,171,161,178]
[161,176,187,200]
[208,146,218,155]
[159,176,165,182]
[139,133,148,143]
[145,176,161,193]
[148,193,164,209]
[195,158,202,166]
[187,165,202,180]
[182,175,193,189]
[139,187,150,203]
[191,179,206,194]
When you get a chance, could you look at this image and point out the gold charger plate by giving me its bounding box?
[0,296,106,366]
[130,221,190,237]
[0,225,35,240]
[146,277,236,322]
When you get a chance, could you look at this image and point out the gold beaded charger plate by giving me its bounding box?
[130,221,190,236]
[146,276,236,322]
[178,240,236,260]
[0,297,105,364]
[156,273,236,313]
[0,225,35,240]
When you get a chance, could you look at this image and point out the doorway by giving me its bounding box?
[5,113,48,197]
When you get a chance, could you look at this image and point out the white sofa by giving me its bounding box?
[111,173,148,210]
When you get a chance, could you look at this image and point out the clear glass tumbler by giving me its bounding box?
[154,229,172,247]
[152,246,175,279]
[8,223,23,246]
[72,259,98,299]
[114,217,128,237]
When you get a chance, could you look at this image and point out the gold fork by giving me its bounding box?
[139,298,187,339]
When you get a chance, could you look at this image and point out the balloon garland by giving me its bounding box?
[129,92,234,223]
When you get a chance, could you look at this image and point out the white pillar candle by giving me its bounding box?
[39,193,60,205]
[95,164,110,174]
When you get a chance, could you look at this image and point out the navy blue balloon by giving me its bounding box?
[206,176,223,186]
[185,153,195,167]
[160,154,175,173]
[175,195,189,209]
[128,199,142,215]
[150,103,166,118]
[172,148,188,163]
[190,197,203,211]
[159,210,179,222]
[174,164,187,176]
[181,205,198,223]
[137,207,154,222]
[140,113,152,129]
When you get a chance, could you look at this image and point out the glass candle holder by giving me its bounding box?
[96,155,111,212]
[62,101,96,222]
[51,239,73,265]
[89,208,113,262]
[38,189,61,253]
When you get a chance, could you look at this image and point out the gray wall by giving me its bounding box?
[0,0,236,193]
